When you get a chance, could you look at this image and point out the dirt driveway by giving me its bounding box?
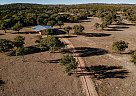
[65,17,136,96]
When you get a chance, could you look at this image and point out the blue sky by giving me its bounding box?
[0,0,136,5]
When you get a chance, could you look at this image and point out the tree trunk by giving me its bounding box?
[4,30,6,33]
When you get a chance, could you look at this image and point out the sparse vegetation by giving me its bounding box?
[131,51,136,64]
[41,29,54,36]
[73,25,84,35]
[0,39,14,52]
[12,21,23,33]
[112,40,128,53]
[60,54,77,75]
[0,3,136,96]
[63,26,72,35]
[36,36,64,52]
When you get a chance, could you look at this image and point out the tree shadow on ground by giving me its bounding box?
[104,28,123,31]
[104,24,130,31]
[81,33,111,37]
[53,29,66,35]
[0,33,5,35]
[11,31,38,34]
[113,23,135,26]
[77,65,129,79]
[37,59,61,64]
[59,35,77,38]
[0,80,5,86]
[122,50,135,55]
[46,59,61,63]
[61,47,109,57]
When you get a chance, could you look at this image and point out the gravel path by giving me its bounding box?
[61,38,99,96]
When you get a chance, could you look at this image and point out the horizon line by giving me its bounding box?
[0,2,136,5]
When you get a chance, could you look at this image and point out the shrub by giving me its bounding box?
[60,54,77,75]
[63,26,72,35]
[94,23,100,30]
[131,51,136,64]
[0,39,14,52]
[112,40,128,53]
[15,47,29,56]
[73,25,84,35]
[14,36,25,48]
[12,21,23,33]
[41,29,54,35]
[36,36,64,52]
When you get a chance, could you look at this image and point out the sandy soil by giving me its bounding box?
[0,16,136,96]
[0,30,85,96]
[64,17,136,96]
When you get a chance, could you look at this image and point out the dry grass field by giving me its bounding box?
[0,30,85,96]
[65,17,136,96]
[0,16,136,96]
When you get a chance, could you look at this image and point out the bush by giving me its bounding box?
[41,29,54,35]
[15,47,29,56]
[60,54,77,75]
[0,39,14,52]
[131,51,136,64]
[73,25,84,35]
[112,40,128,53]
[63,26,72,35]
[36,36,64,52]
[14,36,25,48]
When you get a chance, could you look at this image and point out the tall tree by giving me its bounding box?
[0,21,8,33]
[73,25,84,35]
[12,21,23,33]
[63,26,72,35]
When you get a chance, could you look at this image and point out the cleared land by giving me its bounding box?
[65,17,136,96]
[0,16,136,96]
[0,31,84,96]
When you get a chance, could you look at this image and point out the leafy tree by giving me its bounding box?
[12,21,23,33]
[15,46,29,56]
[99,22,108,30]
[14,36,25,48]
[36,36,64,52]
[57,21,64,28]
[0,39,14,52]
[14,36,25,56]
[41,29,54,36]
[60,54,77,75]
[94,23,100,30]
[112,40,128,53]
[47,21,56,27]
[131,51,136,64]
[73,25,84,35]
[63,26,72,35]
[0,21,8,33]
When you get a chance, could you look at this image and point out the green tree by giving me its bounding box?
[0,39,14,52]
[14,36,25,56]
[41,29,54,36]
[36,36,64,52]
[131,51,136,64]
[47,21,56,27]
[60,54,77,75]
[112,40,128,54]
[73,25,84,35]
[12,22,23,33]
[14,36,25,48]
[63,26,72,35]
[57,21,64,28]
[94,23,100,30]
[0,22,8,33]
